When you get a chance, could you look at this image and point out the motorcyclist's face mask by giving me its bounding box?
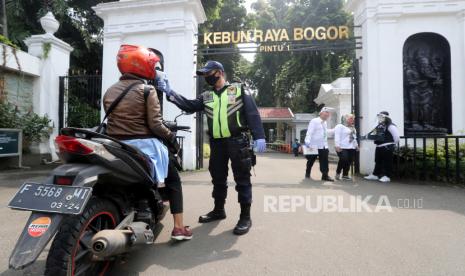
[205,70,221,86]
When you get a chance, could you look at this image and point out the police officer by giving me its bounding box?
[156,61,266,235]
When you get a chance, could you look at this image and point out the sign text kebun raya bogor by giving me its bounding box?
[203,26,350,45]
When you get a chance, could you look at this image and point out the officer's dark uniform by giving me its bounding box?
[166,70,265,235]
[167,83,264,201]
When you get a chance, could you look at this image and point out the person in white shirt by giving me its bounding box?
[304,107,335,181]
[334,114,358,181]
[364,111,400,183]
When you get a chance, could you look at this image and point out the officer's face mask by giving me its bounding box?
[205,71,220,86]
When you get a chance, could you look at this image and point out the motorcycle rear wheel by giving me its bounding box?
[44,198,120,276]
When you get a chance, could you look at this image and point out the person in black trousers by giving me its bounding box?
[364,111,400,183]
[334,114,358,181]
[303,107,335,181]
[156,61,266,235]
[292,139,301,157]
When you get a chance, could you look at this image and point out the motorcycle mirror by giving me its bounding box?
[174,111,193,122]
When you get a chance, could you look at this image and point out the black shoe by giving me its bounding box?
[233,218,252,235]
[322,175,334,182]
[198,209,226,223]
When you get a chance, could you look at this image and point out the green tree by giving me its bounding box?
[4,0,112,72]
[199,0,253,81]
[250,0,353,112]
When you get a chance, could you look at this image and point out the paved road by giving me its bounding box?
[1,154,465,275]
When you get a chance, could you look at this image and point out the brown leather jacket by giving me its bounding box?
[103,74,173,141]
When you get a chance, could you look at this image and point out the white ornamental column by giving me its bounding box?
[347,0,465,173]
[25,12,73,160]
[93,0,206,170]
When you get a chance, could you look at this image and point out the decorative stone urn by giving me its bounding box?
[39,12,59,35]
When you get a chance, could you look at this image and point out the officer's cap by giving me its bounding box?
[196,61,225,76]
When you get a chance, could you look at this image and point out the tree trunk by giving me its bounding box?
[1,0,7,38]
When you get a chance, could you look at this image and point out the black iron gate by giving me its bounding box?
[351,58,361,173]
[196,27,363,172]
[59,75,102,130]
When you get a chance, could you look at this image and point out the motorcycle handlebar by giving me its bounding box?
[175,126,191,131]
[163,121,191,132]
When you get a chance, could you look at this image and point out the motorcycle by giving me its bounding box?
[7,114,190,275]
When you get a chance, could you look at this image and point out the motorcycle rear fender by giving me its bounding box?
[9,212,64,270]
[9,164,112,270]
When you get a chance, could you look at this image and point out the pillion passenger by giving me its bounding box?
[103,44,192,240]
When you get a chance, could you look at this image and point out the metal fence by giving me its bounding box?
[394,135,465,183]
[59,75,102,129]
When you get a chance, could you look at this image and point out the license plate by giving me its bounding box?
[8,183,92,215]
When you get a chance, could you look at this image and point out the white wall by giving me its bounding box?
[347,0,465,174]
[0,45,41,77]
[94,0,206,170]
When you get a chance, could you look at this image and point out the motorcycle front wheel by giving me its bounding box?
[44,198,120,276]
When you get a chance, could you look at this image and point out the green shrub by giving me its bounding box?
[395,140,465,183]
[0,101,19,128]
[66,95,100,128]
[0,102,51,151]
[20,112,52,143]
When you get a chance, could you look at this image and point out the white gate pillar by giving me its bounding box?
[346,0,465,174]
[25,12,73,160]
[93,0,206,170]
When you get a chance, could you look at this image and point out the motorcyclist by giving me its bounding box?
[156,60,266,235]
[102,44,192,241]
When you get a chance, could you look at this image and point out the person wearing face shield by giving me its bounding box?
[363,111,400,183]
[155,60,266,235]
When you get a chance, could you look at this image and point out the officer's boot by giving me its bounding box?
[233,203,252,235]
[198,199,227,223]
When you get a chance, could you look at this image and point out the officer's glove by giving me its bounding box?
[254,139,266,153]
[155,72,173,97]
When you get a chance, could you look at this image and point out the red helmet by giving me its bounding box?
[117,44,160,80]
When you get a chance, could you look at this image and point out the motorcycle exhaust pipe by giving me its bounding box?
[91,222,154,258]
[91,230,130,258]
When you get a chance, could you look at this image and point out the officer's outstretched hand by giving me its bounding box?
[254,139,266,153]
[155,72,173,96]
